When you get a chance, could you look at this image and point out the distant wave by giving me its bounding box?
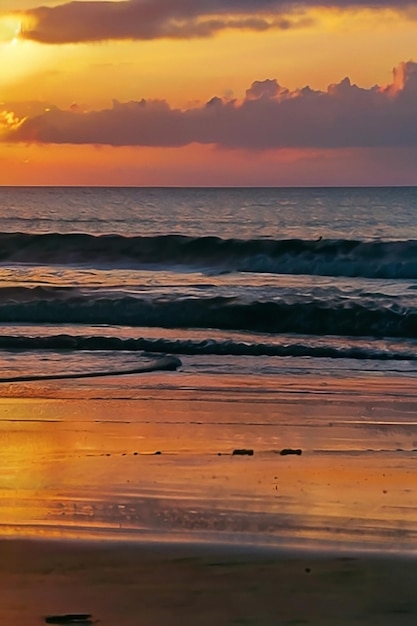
[0,289,416,338]
[1,232,417,278]
[0,334,415,361]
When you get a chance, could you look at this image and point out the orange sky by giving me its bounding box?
[1,1,417,185]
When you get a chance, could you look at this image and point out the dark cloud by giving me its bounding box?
[4,62,417,150]
[16,0,417,44]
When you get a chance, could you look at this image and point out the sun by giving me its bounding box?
[0,15,22,45]
[10,20,22,46]
[0,15,53,89]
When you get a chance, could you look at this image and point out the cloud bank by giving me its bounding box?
[3,62,417,150]
[16,0,417,44]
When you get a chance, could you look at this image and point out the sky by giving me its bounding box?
[0,0,417,186]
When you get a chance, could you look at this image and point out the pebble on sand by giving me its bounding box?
[280,448,302,456]
[232,449,254,456]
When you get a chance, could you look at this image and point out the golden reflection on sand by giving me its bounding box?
[1,376,417,550]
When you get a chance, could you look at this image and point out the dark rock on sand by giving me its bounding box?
[44,614,93,624]
[280,448,302,456]
[232,449,254,456]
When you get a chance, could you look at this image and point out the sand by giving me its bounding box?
[2,539,417,625]
[2,370,417,624]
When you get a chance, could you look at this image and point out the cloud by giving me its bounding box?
[15,0,417,44]
[3,61,417,150]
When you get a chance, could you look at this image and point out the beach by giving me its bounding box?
[2,365,417,624]
[3,0,417,614]
[3,538,417,626]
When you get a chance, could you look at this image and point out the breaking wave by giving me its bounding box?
[0,289,416,339]
[2,232,417,278]
[0,334,415,361]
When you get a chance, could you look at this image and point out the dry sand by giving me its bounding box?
[2,538,417,625]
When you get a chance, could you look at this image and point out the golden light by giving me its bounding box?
[10,20,21,46]
[0,109,26,134]
[0,15,52,88]
[0,15,22,44]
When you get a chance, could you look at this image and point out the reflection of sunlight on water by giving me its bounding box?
[2,451,417,551]
[1,392,417,550]
[0,350,146,379]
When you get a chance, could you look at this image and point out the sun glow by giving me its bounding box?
[0,15,22,44]
[0,109,26,135]
[10,20,21,46]
[0,16,53,88]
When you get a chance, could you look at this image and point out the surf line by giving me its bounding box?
[0,355,181,383]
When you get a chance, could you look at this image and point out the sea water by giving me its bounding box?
[0,186,416,386]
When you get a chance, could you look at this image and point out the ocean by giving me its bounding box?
[0,185,416,385]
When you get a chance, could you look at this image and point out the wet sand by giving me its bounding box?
[2,370,417,623]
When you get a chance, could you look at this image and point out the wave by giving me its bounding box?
[0,334,415,361]
[0,355,181,383]
[0,291,416,338]
[2,232,417,278]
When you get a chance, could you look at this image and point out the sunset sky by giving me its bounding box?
[1,0,417,186]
